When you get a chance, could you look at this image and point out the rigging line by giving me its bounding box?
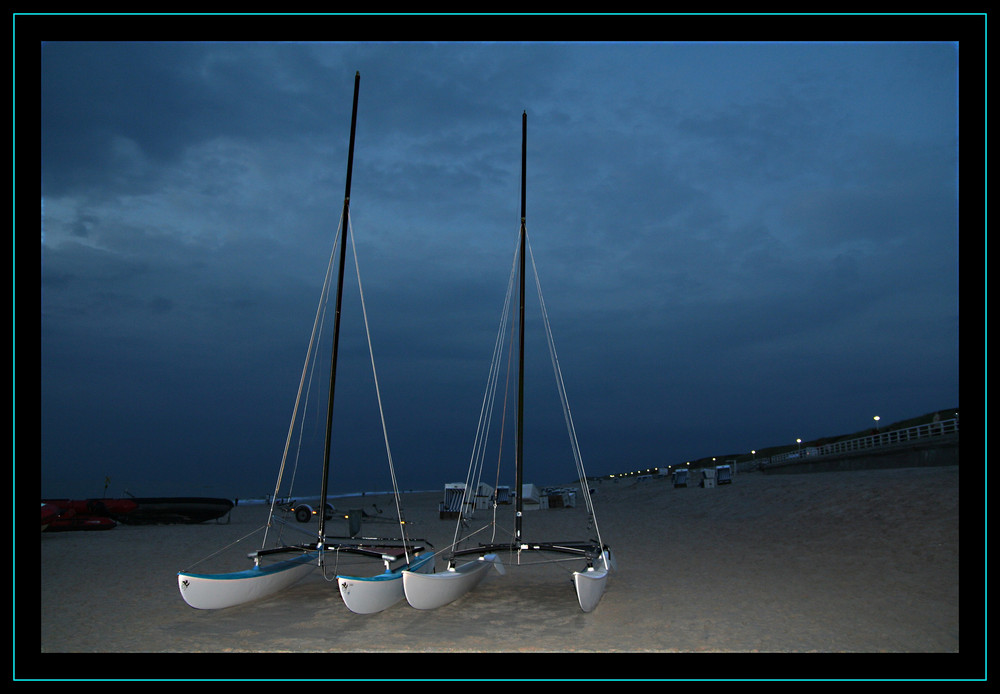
[468,258,515,502]
[506,556,588,573]
[270,227,338,543]
[278,251,336,538]
[263,211,343,549]
[437,521,500,561]
[525,237,581,476]
[489,259,519,543]
[526,237,605,551]
[347,218,412,560]
[181,524,271,572]
[286,288,330,501]
[529,244,604,550]
[321,546,344,582]
[276,258,335,548]
[449,235,520,552]
[532,265,578,476]
[470,251,516,484]
[454,262,512,514]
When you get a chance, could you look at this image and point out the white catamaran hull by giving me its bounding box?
[337,552,435,614]
[572,550,614,612]
[177,552,319,610]
[403,553,503,610]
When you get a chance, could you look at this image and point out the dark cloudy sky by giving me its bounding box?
[36,32,965,500]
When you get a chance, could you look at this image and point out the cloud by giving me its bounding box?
[37,40,961,498]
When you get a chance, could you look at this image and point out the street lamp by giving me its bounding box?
[796,438,802,452]
[873,415,880,433]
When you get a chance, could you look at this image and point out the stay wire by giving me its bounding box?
[263,210,343,549]
[347,214,414,561]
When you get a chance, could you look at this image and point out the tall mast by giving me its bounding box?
[515,110,527,544]
[318,71,361,545]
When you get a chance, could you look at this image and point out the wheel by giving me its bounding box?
[295,506,312,523]
[324,503,335,520]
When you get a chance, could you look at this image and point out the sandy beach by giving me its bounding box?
[33,465,970,679]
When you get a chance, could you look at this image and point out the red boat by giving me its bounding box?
[42,498,139,517]
[41,503,60,531]
[40,499,138,532]
[44,512,118,532]
[41,496,233,526]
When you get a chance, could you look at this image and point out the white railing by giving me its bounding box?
[763,417,959,468]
